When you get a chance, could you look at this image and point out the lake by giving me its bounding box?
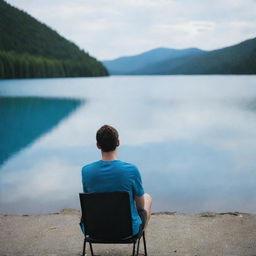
[0,75,256,215]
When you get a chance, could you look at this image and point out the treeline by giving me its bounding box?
[0,50,108,78]
[0,0,108,78]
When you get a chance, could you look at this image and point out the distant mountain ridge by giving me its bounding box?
[103,47,205,74]
[103,37,256,75]
[0,0,108,78]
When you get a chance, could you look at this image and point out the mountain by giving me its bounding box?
[0,0,108,78]
[176,37,256,74]
[104,37,256,75]
[103,47,204,75]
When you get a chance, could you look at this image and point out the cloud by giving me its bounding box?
[5,0,256,59]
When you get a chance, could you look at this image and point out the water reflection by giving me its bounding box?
[0,96,83,165]
[0,76,256,214]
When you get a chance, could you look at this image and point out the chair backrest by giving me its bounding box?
[79,192,133,240]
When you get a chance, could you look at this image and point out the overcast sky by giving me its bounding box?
[6,0,256,60]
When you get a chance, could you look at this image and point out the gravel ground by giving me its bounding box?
[0,209,256,256]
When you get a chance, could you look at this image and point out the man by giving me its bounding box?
[81,125,152,235]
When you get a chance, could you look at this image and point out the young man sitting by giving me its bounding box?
[81,125,152,235]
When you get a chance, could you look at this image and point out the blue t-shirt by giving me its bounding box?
[81,160,145,235]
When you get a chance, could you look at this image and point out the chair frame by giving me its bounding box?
[79,192,148,256]
[81,230,147,256]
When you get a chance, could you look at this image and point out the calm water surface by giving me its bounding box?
[0,76,256,214]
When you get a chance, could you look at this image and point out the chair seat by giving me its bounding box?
[84,233,140,244]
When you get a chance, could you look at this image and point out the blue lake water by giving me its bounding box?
[0,75,256,214]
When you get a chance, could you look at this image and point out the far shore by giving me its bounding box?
[1,208,256,256]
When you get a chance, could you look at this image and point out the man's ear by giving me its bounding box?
[116,139,120,147]
[96,142,101,149]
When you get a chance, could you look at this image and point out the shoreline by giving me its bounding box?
[1,208,255,217]
[1,208,256,256]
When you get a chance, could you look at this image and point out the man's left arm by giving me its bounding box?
[133,166,145,209]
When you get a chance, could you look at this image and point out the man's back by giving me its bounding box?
[82,159,144,235]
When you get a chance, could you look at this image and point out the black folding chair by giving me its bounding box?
[79,192,147,256]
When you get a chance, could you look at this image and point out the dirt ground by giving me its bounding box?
[0,209,256,256]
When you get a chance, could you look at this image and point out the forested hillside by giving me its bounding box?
[0,0,108,78]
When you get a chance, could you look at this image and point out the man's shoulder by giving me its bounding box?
[117,160,139,172]
[82,161,100,171]
[81,160,139,173]
[118,160,137,167]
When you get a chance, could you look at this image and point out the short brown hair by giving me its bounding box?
[96,125,119,152]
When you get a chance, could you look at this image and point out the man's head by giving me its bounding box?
[96,125,119,152]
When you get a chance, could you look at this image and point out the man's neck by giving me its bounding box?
[101,150,117,161]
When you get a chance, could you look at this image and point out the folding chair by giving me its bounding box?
[79,192,147,256]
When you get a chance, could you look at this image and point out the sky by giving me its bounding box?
[6,0,256,60]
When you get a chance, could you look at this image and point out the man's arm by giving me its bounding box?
[135,194,145,210]
[81,167,88,193]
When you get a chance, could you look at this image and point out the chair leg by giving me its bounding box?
[143,231,148,256]
[82,239,86,256]
[136,237,141,256]
[89,242,94,256]
[132,241,136,256]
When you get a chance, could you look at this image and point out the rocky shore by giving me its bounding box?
[0,209,256,256]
